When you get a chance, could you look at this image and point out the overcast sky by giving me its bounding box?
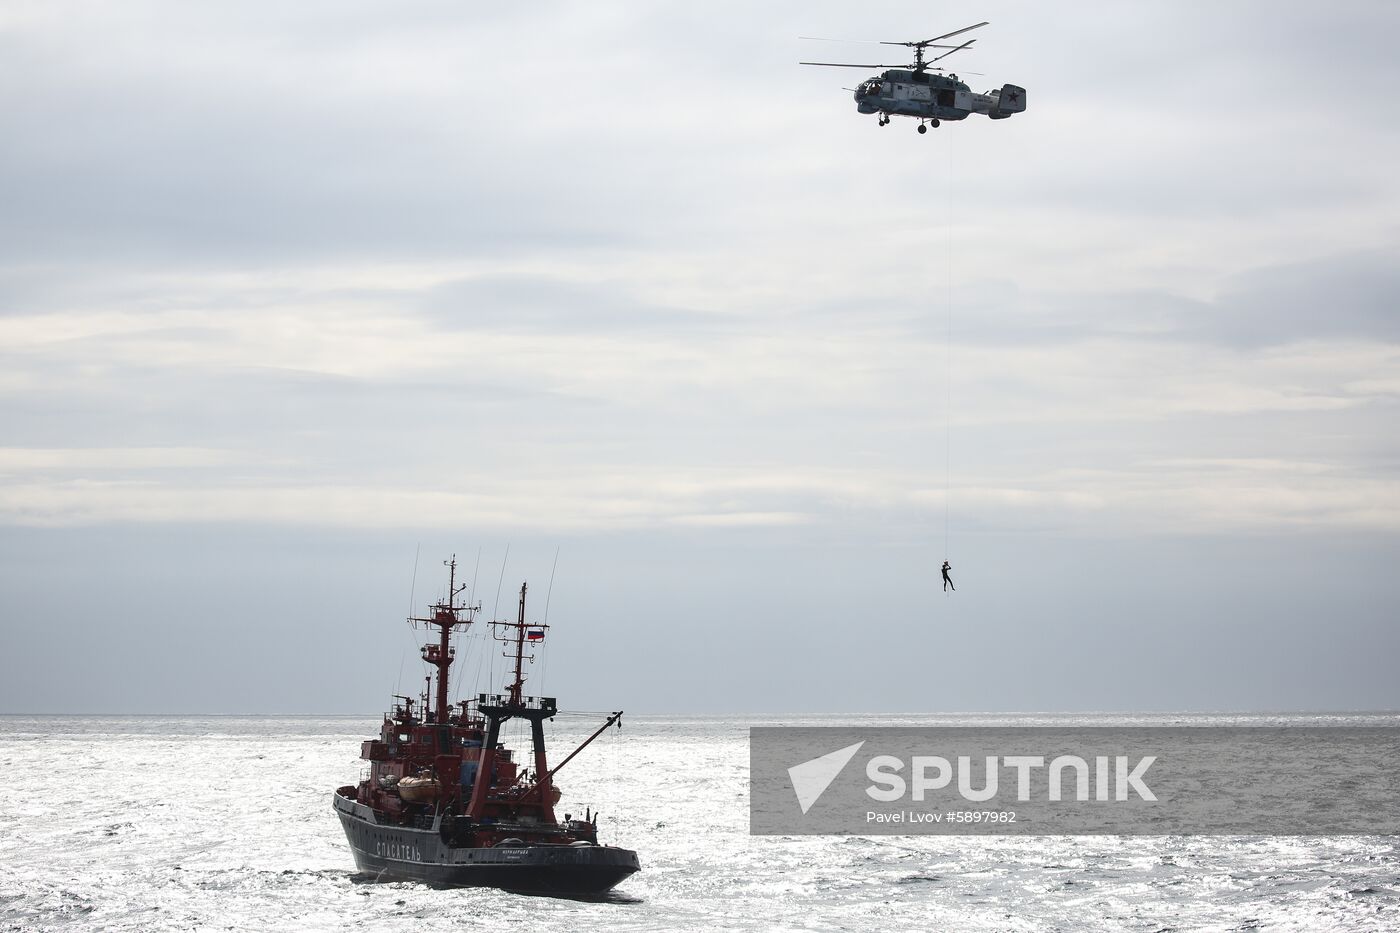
[2,1,1397,714]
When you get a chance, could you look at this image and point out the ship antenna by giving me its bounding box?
[455,546,485,706]
[469,547,482,613]
[489,545,510,693]
[543,546,560,626]
[395,543,422,696]
[539,547,560,693]
[492,544,510,624]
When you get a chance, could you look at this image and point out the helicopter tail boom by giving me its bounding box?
[972,84,1026,119]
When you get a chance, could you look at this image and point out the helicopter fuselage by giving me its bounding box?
[854,69,1025,126]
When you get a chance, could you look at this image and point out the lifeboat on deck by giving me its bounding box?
[398,774,440,803]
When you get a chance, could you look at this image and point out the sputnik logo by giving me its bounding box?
[788,741,865,814]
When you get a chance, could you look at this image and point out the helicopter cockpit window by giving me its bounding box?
[860,79,882,96]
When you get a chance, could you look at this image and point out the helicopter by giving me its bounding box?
[800,22,1026,133]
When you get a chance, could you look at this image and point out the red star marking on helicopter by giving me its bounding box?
[1006,90,1021,103]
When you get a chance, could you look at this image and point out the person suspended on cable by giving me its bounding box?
[942,561,955,592]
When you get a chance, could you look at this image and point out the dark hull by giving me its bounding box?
[334,792,639,896]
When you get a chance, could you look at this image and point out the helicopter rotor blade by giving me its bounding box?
[929,40,976,63]
[799,61,900,69]
[922,21,989,44]
[801,36,959,48]
[880,40,978,49]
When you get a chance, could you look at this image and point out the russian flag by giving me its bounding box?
[527,628,545,641]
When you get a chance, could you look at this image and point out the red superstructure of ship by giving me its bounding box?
[332,557,639,895]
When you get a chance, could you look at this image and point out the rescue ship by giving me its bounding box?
[332,557,639,896]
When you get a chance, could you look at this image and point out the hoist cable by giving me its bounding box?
[943,137,954,567]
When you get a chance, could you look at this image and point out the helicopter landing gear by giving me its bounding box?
[931,118,940,128]
[878,115,889,126]
[917,123,927,134]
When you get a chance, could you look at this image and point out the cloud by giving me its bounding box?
[1,2,1399,716]
[0,447,249,471]
[1202,250,1400,347]
[418,274,725,335]
[0,2,1397,541]
[894,248,1400,353]
[3,447,1396,535]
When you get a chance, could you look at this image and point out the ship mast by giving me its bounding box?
[509,582,532,705]
[468,582,557,821]
[409,555,479,723]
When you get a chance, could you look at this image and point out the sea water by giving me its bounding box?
[2,713,1397,932]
